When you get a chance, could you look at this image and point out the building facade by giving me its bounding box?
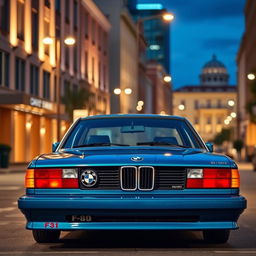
[128,0,171,73]
[94,0,139,114]
[146,61,172,115]
[237,0,256,158]
[0,0,110,163]
[173,55,237,142]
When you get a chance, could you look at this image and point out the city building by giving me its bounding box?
[146,61,172,115]
[237,0,256,158]
[127,0,171,73]
[173,55,237,142]
[0,0,110,163]
[94,0,139,114]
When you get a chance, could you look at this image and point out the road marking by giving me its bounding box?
[215,251,256,254]
[0,252,100,255]
[0,207,15,213]
[0,186,21,190]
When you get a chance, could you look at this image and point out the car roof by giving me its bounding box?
[80,114,186,121]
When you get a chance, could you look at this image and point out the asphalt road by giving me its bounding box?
[0,169,255,256]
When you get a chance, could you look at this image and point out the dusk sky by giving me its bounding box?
[139,0,246,89]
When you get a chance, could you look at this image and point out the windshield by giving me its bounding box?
[61,117,205,149]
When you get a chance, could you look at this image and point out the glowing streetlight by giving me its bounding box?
[227,116,232,122]
[136,105,143,112]
[43,36,76,46]
[163,75,172,83]
[228,100,235,107]
[138,100,144,106]
[114,88,121,95]
[162,13,175,22]
[231,112,237,118]
[224,119,230,125]
[124,88,132,95]
[247,73,255,80]
[178,104,185,111]
[42,37,54,45]
[64,36,76,46]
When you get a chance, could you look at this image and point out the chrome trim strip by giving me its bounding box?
[138,166,155,191]
[120,166,137,191]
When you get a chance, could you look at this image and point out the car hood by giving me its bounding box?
[31,147,236,169]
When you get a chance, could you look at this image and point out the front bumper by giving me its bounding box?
[18,194,246,231]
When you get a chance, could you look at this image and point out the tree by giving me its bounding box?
[233,139,243,153]
[62,85,94,120]
[213,128,232,145]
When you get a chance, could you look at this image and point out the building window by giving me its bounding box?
[64,80,70,95]
[55,0,61,12]
[17,0,25,40]
[217,99,221,108]
[44,19,50,55]
[32,0,39,51]
[207,117,211,124]
[65,0,69,23]
[217,117,222,124]
[0,0,10,34]
[15,57,25,92]
[194,100,199,109]
[103,65,106,90]
[207,99,211,108]
[85,51,88,78]
[54,75,57,102]
[73,1,78,30]
[73,45,77,73]
[98,27,101,51]
[65,46,69,68]
[98,61,101,87]
[43,71,51,100]
[92,19,95,44]
[84,12,88,38]
[30,64,39,96]
[0,50,9,87]
[44,0,50,8]
[194,117,199,124]
[92,57,95,81]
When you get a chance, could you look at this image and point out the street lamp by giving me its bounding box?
[163,75,172,83]
[162,13,174,22]
[247,73,255,80]
[43,35,76,141]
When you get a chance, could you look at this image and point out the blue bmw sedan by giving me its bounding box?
[18,115,246,243]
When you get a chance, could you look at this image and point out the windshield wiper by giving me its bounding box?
[73,143,129,148]
[136,141,190,148]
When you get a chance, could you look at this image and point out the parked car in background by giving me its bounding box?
[18,115,246,244]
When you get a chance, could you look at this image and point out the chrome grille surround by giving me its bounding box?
[120,166,137,191]
[138,166,155,191]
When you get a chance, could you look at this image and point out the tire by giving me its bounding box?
[32,230,61,243]
[203,229,230,243]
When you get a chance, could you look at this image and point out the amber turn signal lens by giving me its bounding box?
[25,169,35,188]
[231,169,240,188]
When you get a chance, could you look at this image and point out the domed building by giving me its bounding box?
[173,55,237,142]
[200,55,229,86]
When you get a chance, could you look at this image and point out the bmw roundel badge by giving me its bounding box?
[81,169,98,187]
[131,156,144,162]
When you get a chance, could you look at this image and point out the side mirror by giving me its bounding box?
[205,142,213,153]
[52,142,60,152]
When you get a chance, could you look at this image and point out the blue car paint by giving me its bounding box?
[18,114,246,231]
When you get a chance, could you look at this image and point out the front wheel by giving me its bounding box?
[32,230,61,243]
[203,229,230,243]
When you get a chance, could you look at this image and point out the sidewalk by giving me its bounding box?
[0,163,28,174]
[237,162,254,171]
